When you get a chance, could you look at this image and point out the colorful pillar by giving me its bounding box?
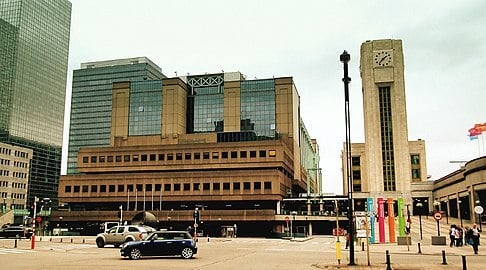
[397,198,405,237]
[377,197,385,243]
[387,198,395,243]
[367,197,375,243]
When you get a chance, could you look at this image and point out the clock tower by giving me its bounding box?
[343,39,427,206]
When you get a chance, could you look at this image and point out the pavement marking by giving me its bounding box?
[0,248,36,255]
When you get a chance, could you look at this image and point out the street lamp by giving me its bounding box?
[340,50,355,266]
[475,200,482,231]
[416,202,423,240]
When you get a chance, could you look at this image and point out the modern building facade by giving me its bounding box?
[57,59,322,236]
[0,0,72,205]
[0,142,33,211]
[432,156,486,225]
[342,39,428,211]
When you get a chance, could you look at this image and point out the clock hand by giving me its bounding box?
[379,56,388,65]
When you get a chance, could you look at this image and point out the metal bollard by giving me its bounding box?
[14,239,17,248]
[442,250,447,265]
[50,237,52,242]
[362,242,364,251]
[60,238,62,243]
[83,238,85,244]
[418,242,422,254]
[386,250,392,270]
[71,238,73,243]
[462,255,467,270]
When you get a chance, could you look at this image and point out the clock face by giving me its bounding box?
[373,50,393,67]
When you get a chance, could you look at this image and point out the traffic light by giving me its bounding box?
[193,210,200,223]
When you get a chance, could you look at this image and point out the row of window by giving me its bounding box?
[12,172,28,179]
[65,181,273,193]
[83,149,277,164]
[0,181,27,189]
[0,147,12,155]
[0,191,26,200]
[13,161,29,168]
[14,150,29,159]
[0,158,10,166]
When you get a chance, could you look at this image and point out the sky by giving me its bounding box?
[63,0,486,195]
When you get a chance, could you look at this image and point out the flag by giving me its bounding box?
[469,127,482,137]
[474,123,486,132]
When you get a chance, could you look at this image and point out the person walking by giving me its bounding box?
[471,223,481,254]
[449,225,456,247]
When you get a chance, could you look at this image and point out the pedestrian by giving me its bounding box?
[345,232,350,249]
[470,223,480,254]
[464,226,471,246]
[405,218,411,235]
[449,225,456,247]
[455,225,463,247]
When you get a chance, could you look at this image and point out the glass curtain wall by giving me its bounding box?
[129,80,162,136]
[240,80,276,139]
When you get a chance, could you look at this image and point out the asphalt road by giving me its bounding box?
[1,232,485,269]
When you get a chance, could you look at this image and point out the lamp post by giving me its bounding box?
[340,50,355,265]
[475,200,482,231]
[416,202,423,240]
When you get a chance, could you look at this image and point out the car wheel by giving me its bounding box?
[124,237,134,243]
[129,248,142,260]
[96,237,105,248]
[181,247,194,259]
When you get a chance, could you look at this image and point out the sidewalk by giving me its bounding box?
[318,215,484,269]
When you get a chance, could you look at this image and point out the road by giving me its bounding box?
[1,215,485,270]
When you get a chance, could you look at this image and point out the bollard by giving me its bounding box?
[14,239,17,248]
[386,250,392,270]
[83,238,85,244]
[71,238,73,243]
[207,236,210,242]
[462,255,467,270]
[362,242,365,251]
[50,237,52,242]
[60,238,62,243]
[418,242,422,254]
[441,250,447,265]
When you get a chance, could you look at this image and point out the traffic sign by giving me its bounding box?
[35,216,42,223]
[474,206,484,215]
[433,212,443,221]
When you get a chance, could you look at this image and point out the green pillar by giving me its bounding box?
[398,198,405,237]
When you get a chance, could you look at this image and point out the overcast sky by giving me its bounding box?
[63,0,486,195]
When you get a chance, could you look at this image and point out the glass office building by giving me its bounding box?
[0,0,71,205]
[68,58,166,174]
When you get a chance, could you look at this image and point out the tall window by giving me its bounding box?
[240,80,276,139]
[186,74,224,133]
[379,86,396,191]
[129,80,163,135]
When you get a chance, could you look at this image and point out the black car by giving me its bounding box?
[120,231,197,260]
[0,225,33,239]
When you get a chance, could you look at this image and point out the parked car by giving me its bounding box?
[0,225,33,239]
[95,225,155,248]
[120,231,197,260]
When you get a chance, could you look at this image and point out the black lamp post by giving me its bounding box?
[416,202,423,240]
[340,50,355,265]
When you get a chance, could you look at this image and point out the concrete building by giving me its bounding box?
[57,59,321,236]
[0,0,72,205]
[342,39,428,212]
[0,142,33,211]
[432,156,486,226]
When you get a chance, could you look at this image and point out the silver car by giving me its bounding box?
[96,225,155,248]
